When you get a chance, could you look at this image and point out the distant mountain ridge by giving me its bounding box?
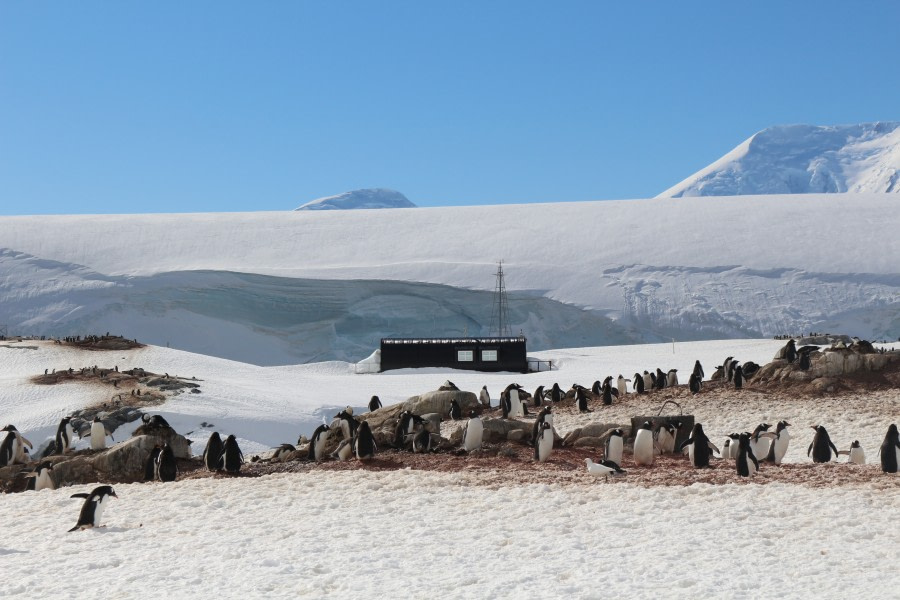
[658,122,900,197]
[295,188,416,211]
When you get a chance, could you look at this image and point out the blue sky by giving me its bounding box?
[1,1,898,214]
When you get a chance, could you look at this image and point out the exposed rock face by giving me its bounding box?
[755,350,900,388]
[403,390,479,418]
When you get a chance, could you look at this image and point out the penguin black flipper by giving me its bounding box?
[807,442,813,457]
[829,440,839,460]
[70,493,89,499]
[677,437,694,453]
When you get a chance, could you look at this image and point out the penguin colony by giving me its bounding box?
[3,338,900,533]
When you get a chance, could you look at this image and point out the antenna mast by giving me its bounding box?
[489,261,511,337]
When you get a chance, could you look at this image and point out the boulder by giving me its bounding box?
[403,390,478,418]
[573,437,605,448]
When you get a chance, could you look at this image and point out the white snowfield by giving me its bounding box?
[659,122,900,197]
[1,193,898,364]
[2,339,900,598]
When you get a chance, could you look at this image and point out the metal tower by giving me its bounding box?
[488,261,511,337]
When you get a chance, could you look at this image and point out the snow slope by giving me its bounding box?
[294,188,416,210]
[2,339,899,599]
[659,122,900,197]
[1,194,898,365]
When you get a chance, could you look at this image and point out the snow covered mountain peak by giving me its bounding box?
[294,188,417,211]
[658,122,900,197]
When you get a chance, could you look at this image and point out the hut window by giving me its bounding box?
[481,349,498,361]
[457,350,474,362]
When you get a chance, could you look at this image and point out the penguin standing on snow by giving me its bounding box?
[879,424,900,473]
[353,421,376,460]
[532,386,544,408]
[604,428,624,465]
[534,422,554,462]
[307,424,331,462]
[220,434,244,473]
[368,396,382,412]
[203,432,224,471]
[479,386,491,407]
[0,430,15,468]
[808,425,840,463]
[763,421,791,465]
[735,432,759,477]
[633,421,655,466]
[461,411,484,452]
[616,375,629,398]
[749,423,772,459]
[449,399,462,421]
[841,440,866,465]
[89,416,114,450]
[155,443,178,482]
[55,417,75,454]
[68,485,118,532]
[678,423,719,468]
[144,445,162,481]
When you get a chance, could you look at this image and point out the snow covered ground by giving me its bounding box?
[2,192,898,364]
[2,339,899,597]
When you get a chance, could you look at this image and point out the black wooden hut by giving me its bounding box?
[379,336,527,373]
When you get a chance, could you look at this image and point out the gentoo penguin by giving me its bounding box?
[155,443,178,482]
[666,369,678,387]
[601,378,615,405]
[692,360,704,380]
[271,443,296,461]
[632,373,645,394]
[394,411,424,449]
[749,423,772,459]
[412,426,433,453]
[721,437,731,461]
[203,432,224,470]
[479,386,491,407]
[723,357,734,380]
[733,365,744,389]
[68,485,118,532]
[808,425,839,463]
[655,368,667,390]
[604,428,624,465]
[89,417,113,451]
[1,425,32,464]
[642,371,653,391]
[531,406,553,444]
[141,414,171,429]
[461,411,484,452]
[842,440,866,465]
[534,422,553,462]
[332,439,353,461]
[725,433,741,459]
[549,383,563,403]
[55,416,75,454]
[449,399,462,421]
[501,383,523,418]
[763,421,791,465]
[368,395,382,412]
[616,375,629,398]
[532,385,545,408]
[656,421,681,454]
[331,409,359,441]
[678,423,719,468]
[0,430,15,467]
[220,434,244,473]
[307,424,331,462]
[633,421,655,466]
[591,380,602,396]
[575,386,590,413]
[584,458,626,481]
[735,432,759,477]
[688,373,702,394]
[879,424,900,473]
[144,445,162,481]
[25,461,55,491]
[711,365,725,381]
[798,351,811,371]
[353,421,376,460]
[784,339,797,363]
